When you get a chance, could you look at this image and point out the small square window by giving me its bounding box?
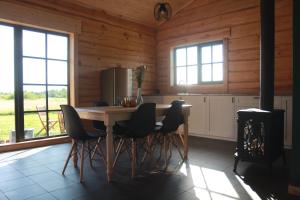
[174,41,224,85]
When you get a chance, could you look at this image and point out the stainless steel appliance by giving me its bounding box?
[100,67,133,105]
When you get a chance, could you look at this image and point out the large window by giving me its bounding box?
[0,22,69,144]
[174,41,224,85]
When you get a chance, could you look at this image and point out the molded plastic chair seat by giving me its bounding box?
[112,103,156,178]
[155,100,185,167]
[60,104,106,182]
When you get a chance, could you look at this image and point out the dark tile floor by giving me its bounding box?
[0,137,299,200]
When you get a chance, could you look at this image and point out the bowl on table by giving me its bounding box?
[120,96,137,107]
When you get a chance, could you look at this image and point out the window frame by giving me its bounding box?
[173,40,224,86]
[0,21,70,142]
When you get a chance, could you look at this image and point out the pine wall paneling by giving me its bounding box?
[157,0,292,95]
[2,0,157,106]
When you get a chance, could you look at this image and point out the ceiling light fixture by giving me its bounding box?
[154,2,172,21]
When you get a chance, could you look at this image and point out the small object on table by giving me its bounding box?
[121,96,137,107]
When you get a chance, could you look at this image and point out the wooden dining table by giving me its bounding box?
[76,104,191,183]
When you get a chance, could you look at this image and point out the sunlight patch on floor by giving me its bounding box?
[179,164,240,200]
[0,146,49,163]
[235,175,262,200]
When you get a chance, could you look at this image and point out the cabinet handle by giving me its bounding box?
[232,97,235,103]
[204,97,206,103]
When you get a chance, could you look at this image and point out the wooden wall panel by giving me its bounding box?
[4,0,157,106]
[157,0,292,95]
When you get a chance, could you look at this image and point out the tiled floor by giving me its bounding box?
[0,137,299,200]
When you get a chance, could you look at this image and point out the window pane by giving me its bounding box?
[213,63,223,81]
[23,58,46,84]
[23,30,45,58]
[176,67,186,85]
[47,34,68,60]
[0,25,15,144]
[48,86,68,110]
[213,44,223,62]
[187,66,198,85]
[202,64,212,82]
[48,111,65,136]
[201,46,211,64]
[24,86,46,112]
[176,48,186,66]
[187,47,197,65]
[48,60,68,84]
[24,112,46,138]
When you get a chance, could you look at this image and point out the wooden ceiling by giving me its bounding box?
[64,0,195,27]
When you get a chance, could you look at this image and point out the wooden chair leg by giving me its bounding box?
[97,144,107,167]
[72,140,78,168]
[131,139,137,178]
[80,142,85,183]
[87,141,93,168]
[62,142,75,175]
[164,136,168,169]
[113,139,124,168]
[156,135,164,163]
[141,135,153,163]
[171,135,184,160]
[91,137,101,160]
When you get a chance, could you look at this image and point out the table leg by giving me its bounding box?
[183,113,189,160]
[106,124,113,183]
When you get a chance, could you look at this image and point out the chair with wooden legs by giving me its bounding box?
[90,101,108,165]
[113,103,156,178]
[60,105,106,182]
[57,111,65,133]
[36,106,59,136]
[155,100,185,168]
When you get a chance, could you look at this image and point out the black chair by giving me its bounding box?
[156,100,185,167]
[92,101,109,131]
[60,105,106,182]
[113,103,156,178]
[90,101,108,162]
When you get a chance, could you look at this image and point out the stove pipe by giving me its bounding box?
[260,0,275,111]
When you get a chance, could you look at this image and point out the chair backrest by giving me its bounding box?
[128,103,156,138]
[161,100,184,134]
[92,101,109,131]
[60,105,87,140]
[36,106,47,123]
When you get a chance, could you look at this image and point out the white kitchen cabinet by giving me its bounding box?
[157,95,292,145]
[209,96,236,140]
[181,96,209,136]
[143,96,163,104]
[235,96,260,112]
[163,96,179,104]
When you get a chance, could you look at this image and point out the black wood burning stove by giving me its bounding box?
[234,109,285,172]
[233,0,285,173]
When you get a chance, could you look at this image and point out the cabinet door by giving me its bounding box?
[209,96,235,140]
[182,96,209,136]
[282,96,292,147]
[143,96,163,104]
[163,96,179,104]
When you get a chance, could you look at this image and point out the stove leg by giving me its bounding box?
[282,151,287,165]
[233,157,239,172]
